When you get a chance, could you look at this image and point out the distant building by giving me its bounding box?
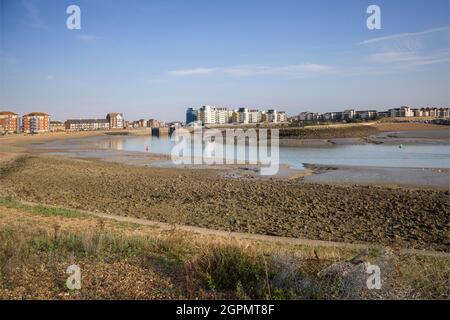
[343,109,356,120]
[277,111,287,123]
[297,112,309,121]
[0,111,20,133]
[199,105,229,125]
[186,108,198,125]
[323,112,338,121]
[248,109,261,123]
[106,113,124,129]
[227,110,238,123]
[377,111,390,118]
[138,119,147,128]
[148,119,160,128]
[22,112,49,133]
[420,107,450,118]
[389,106,413,117]
[291,106,449,124]
[306,112,321,121]
[438,108,450,118]
[238,108,249,124]
[267,110,278,123]
[357,110,377,120]
[188,106,287,125]
[260,111,268,122]
[50,121,66,132]
[65,119,110,131]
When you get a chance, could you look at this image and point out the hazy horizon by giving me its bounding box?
[1,0,449,122]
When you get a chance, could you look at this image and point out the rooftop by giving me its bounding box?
[66,119,109,124]
[24,112,49,117]
[0,111,18,116]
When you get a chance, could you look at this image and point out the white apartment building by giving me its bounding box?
[389,106,414,117]
[199,105,214,124]
[199,105,229,124]
[215,108,229,124]
[248,109,261,123]
[238,108,249,124]
[343,109,356,120]
[277,111,287,122]
[267,110,278,123]
[192,106,283,125]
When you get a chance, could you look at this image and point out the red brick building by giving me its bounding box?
[106,113,124,129]
[0,111,20,133]
[22,112,50,133]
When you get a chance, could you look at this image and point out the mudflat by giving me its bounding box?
[0,155,448,251]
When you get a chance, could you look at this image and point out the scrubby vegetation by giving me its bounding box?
[0,198,448,300]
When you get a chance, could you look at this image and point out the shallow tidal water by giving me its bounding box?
[42,134,450,170]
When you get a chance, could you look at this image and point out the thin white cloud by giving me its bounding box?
[168,68,217,76]
[368,50,450,66]
[359,26,449,45]
[77,34,101,42]
[168,63,332,78]
[21,0,48,30]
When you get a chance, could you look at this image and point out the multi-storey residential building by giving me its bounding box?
[214,108,229,124]
[137,119,147,128]
[228,110,236,123]
[238,108,249,124]
[267,110,278,123]
[438,108,450,118]
[190,106,286,125]
[50,121,66,132]
[343,109,356,120]
[421,107,450,118]
[148,119,160,128]
[65,119,110,131]
[298,112,309,121]
[412,109,423,117]
[186,108,198,124]
[306,112,321,121]
[107,113,124,129]
[277,111,287,123]
[22,112,49,133]
[357,110,377,120]
[0,111,20,133]
[260,111,268,122]
[198,105,229,125]
[199,105,214,124]
[248,109,261,123]
[389,106,414,117]
[323,112,337,121]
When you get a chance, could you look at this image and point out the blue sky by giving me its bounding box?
[0,0,449,121]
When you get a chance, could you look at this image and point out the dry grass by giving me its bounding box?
[0,198,448,300]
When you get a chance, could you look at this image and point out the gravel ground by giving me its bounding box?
[0,156,448,251]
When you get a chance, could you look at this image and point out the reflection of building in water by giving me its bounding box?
[107,139,124,150]
[97,138,124,150]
